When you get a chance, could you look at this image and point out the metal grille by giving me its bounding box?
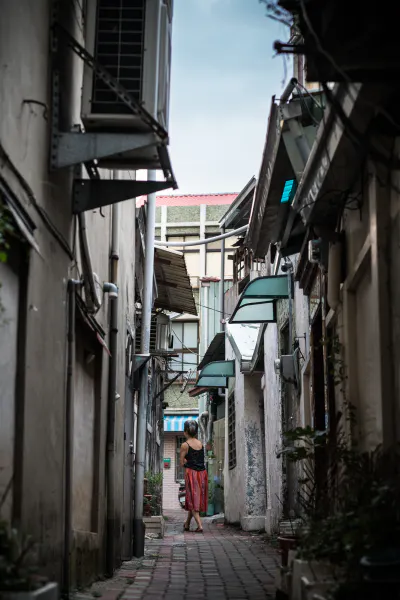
[135,313,157,354]
[228,393,236,470]
[92,0,145,114]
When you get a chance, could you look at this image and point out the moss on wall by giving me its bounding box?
[164,386,199,409]
[167,206,200,222]
[206,205,229,222]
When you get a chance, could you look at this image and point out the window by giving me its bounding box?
[228,393,236,470]
[176,436,186,481]
[168,320,199,381]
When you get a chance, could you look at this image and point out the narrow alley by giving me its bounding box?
[77,513,278,600]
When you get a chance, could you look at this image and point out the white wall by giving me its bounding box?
[262,323,283,534]
[224,340,266,531]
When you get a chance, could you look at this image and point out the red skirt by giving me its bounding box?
[185,468,208,512]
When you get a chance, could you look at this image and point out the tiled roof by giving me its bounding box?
[136,193,238,207]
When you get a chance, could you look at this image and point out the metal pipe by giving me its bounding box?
[64,279,82,596]
[133,0,161,555]
[219,225,225,331]
[203,284,209,361]
[279,77,297,105]
[155,225,248,247]
[133,172,157,558]
[106,201,120,576]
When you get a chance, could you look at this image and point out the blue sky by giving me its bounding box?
[167,0,290,194]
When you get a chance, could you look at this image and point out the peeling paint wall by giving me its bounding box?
[262,324,282,534]
[224,341,266,531]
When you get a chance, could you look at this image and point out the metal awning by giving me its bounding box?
[219,177,256,230]
[246,94,324,258]
[194,360,235,389]
[198,332,225,370]
[164,414,199,433]
[229,276,288,324]
[154,246,197,316]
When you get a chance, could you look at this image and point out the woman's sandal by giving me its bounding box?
[184,524,190,531]
[194,528,204,533]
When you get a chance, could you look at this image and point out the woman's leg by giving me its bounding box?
[185,510,193,528]
[193,510,202,531]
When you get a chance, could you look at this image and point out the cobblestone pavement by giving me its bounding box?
[78,511,279,600]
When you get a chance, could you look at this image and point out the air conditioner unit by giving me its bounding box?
[274,354,298,385]
[155,313,171,351]
[82,0,173,133]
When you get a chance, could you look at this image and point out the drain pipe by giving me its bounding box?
[106,202,120,576]
[63,279,82,597]
[133,171,157,558]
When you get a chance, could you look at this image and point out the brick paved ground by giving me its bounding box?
[78,511,279,600]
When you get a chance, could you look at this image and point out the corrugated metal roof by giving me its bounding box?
[137,193,237,207]
[154,246,197,315]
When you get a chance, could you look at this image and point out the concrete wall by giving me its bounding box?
[262,324,283,534]
[0,0,138,585]
[224,341,266,531]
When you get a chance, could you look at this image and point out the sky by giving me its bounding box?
[166,0,290,195]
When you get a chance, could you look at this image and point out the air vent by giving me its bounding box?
[82,0,173,132]
[135,313,157,354]
[92,0,145,115]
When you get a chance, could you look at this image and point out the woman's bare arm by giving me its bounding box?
[180,443,188,467]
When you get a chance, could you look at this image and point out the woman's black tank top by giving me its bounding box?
[185,442,205,471]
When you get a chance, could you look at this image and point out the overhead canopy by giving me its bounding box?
[229,276,288,324]
[154,246,197,316]
[194,360,235,389]
[164,414,199,433]
[198,332,225,370]
[219,177,256,230]
[246,94,324,258]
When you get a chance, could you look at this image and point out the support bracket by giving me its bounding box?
[73,179,174,214]
[52,132,160,170]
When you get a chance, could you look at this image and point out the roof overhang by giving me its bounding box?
[289,83,394,233]
[246,94,325,258]
[198,332,225,370]
[219,177,256,230]
[188,386,211,398]
[154,246,197,315]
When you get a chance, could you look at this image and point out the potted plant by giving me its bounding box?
[0,517,58,600]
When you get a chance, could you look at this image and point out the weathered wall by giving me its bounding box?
[0,257,19,521]
[224,341,266,531]
[0,0,77,581]
[0,0,137,585]
[262,324,282,534]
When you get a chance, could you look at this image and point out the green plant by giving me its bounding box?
[144,471,163,516]
[0,482,43,591]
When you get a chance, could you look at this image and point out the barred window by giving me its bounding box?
[228,393,236,470]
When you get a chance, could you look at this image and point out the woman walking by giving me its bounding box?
[180,419,208,533]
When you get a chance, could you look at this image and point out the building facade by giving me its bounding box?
[147,193,239,511]
[0,0,180,590]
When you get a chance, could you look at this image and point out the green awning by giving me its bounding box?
[194,360,235,389]
[229,276,289,324]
